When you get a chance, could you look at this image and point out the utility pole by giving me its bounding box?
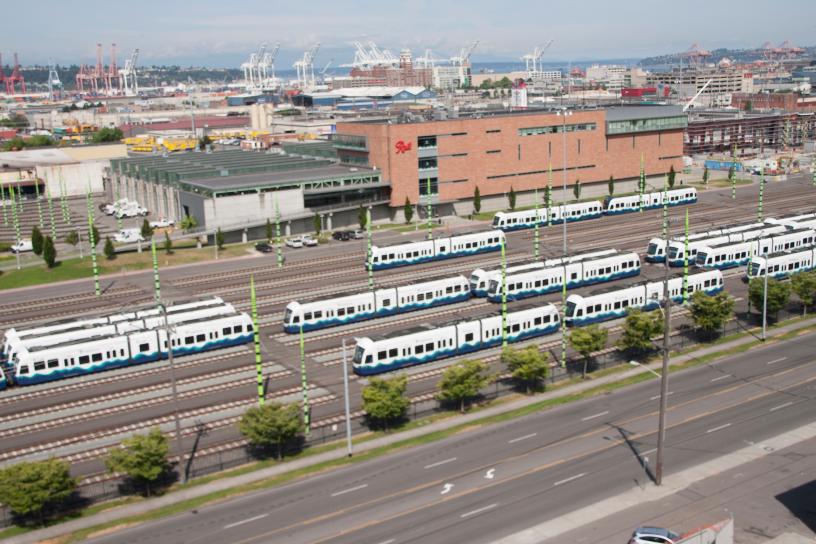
[757,167,765,222]
[426,177,433,240]
[762,256,769,341]
[560,108,570,368]
[341,339,353,457]
[661,176,668,239]
[366,207,374,291]
[533,188,540,259]
[299,323,310,434]
[501,236,508,348]
[682,209,689,303]
[655,210,672,486]
[639,153,645,213]
[547,163,553,227]
[160,302,186,483]
[250,275,265,406]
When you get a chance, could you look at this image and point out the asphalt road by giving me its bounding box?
[86,326,816,544]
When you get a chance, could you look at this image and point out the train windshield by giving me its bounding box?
[492,216,501,227]
[667,247,680,260]
[696,252,708,266]
[647,243,660,256]
[565,301,577,317]
[353,346,365,365]
[488,279,501,295]
[749,262,762,277]
[469,274,481,287]
[283,308,293,324]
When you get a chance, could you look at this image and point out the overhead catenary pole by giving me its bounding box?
[546,162,553,227]
[812,162,816,187]
[639,153,645,213]
[250,275,265,406]
[60,175,70,224]
[533,188,540,259]
[757,167,765,222]
[366,207,374,291]
[151,238,161,303]
[46,186,57,240]
[682,209,689,303]
[500,236,508,348]
[0,182,7,226]
[160,302,186,483]
[275,197,283,268]
[341,339,353,457]
[655,207,672,486]
[661,175,668,239]
[731,144,738,200]
[299,323,310,434]
[426,177,433,240]
[561,108,570,368]
[86,189,100,296]
[34,179,43,229]
[762,254,769,341]
[10,185,21,270]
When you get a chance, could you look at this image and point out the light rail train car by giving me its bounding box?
[283,276,470,332]
[0,368,5,391]
[746,247,816,281]
[603,187,697,215]
[564,270,723,326]
[352,304,560,375]
[695,228,815,270]
[645,222,764,263]
[491,201,603,231]
[370,231,504,270]
[664,224,788,267]
[486,252,641,302]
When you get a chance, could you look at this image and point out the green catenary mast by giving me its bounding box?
[299,323,310,434]
[151,239,161,303]
[0,182,7,226]
[46,186,57,240]
[86,190,100,296]
[366,207,374,291]
[533,188,540,259]
[34,179,43,229]
[683,209,689,303]
[500,236,508,348]
[758,167,765,222]
[275,197,283,268]
[639,153,645,213]
[250,275,265,406]
[546,163,553,227]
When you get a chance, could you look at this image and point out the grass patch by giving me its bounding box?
[0,242,255,290]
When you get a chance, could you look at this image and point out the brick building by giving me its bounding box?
[334,106,687,217]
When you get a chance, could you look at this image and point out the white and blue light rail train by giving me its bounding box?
[352,304,560,375]
[565,270,724,326]
[695,228,815,270]
[469,249,618,297]
[0,368,6,391]
[486,251,641,302]
[746,246,816,281]
[645,221,769,263]
[283,276,471,333]
[765,212,816,229]
[662,223,788,267]
[370,230,504,270]
[492,188,697,231]
[7,312,253,386]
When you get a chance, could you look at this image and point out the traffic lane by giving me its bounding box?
[84,334,816,544]
[321,377,816,544]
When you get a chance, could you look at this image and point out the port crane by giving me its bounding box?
[294,43,320,89]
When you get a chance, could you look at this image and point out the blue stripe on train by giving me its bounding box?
[13,334,253,386]
[371,244,501,271]
[497,212,603,231]
[486,268,640,302]
[283,292,471,333]
[352,323,560,375]
[695,258,750,270]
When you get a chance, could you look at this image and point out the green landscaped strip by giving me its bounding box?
[23,317,816,543]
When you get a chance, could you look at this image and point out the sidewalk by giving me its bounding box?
[7,316,816,544]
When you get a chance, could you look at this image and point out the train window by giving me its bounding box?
[338,308,346,317]
[223,327,231,336]
[137,343,149,353]
[465,332,474,342]
[614,301,621,310]
[534,317,542,325]
[79,355,90,365]
[47,359,59,369]
[446,286,453,294]
[196,334,205,343]
[416,344,424,354]
[185,336,195,345]
[313,311,323,319]
[511,324,520,332]
[304,312,313,320]
[378,351,387,361]
[424,342,433,352]
[92,353,103,362]
[34,361,45,371]
[365,355,372,364]
[18,366,28,375]
[417,293,425,301]
[389,348,398,358]
[235,325,244,333]
[622,300,629,308]
[347,306,354,314]
[382,299,391,307]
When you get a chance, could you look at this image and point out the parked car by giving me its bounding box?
[629,527,680,544]
[149,218,175,229]
[352,229,365,239]
[331,231,347,241]
[301,235,318,247]
[10,239,33,253]
[337,231,352,241]
[114,229,145,244]
[285,237,304,248]
[255,242,274,253]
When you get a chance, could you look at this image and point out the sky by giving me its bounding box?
[5,0,815,67]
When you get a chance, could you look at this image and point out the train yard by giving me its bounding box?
[1,176,815,494]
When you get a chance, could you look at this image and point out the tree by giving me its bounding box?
[103,236,116,260]
[689,291,734,338]
[180,215,197,230]
[791,271,816,315]
[361,376,410,430]
[238,402,304,460]
[313,213,321,235]
[573,179,582,200]
[141,218,154,239]
[403,197,414,224]
[89,224,100,247]
[473,186,482,214]
[265,218,273,241]
[198,135,212,150]
[358,205,368,230]
[0,459,76,525]
[744,99,753,112]
[31,226,44,256]
[64,230,79,247]
[215,228,225,250]
[667,165,676,188]
[608,175,615,196]
[163,231,173,254]
[728,165,735,182]
[617,309,663,355]
[502,345,549,394]
[749,277,791,321]
[105,428,169,496]
[91,127,124,143]
[437,359,491,412]
[702,166,709,186]
[479,78,493,90]
[569,324,608,378]
[42,236,56,268]
[508,186,517,210]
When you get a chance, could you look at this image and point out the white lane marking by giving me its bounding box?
[553,473,586,487]
[331,483,368,497]
[770,401,794,412]
[223,513,269,529]
[767,357,788,365]
[711,375,732,383]
[508,432,537,444]
[485,468,495,479]
[460,503,499,519]
[424,457,457,469]
[642,448,657,455]
[581,411,609,421]
[441,483,454,495]
[706,423,732,434]
[374,540,395,544]
[650,391,673,401]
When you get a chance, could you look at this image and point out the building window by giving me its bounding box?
[577,139,581,155]
[486,129,501,134]
[418,136,437,149]
[419,177,439,195]
[418,157,438,171]
[487,150,501,154]
[518,144,521,161]
[450,132,467,136]
[518,123,597,136]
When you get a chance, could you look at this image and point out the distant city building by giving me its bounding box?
[646,69,755,108]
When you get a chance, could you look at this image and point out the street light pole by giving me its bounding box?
[762,255,769,341]
[560,108,571,368]
[341,339,353,457]
[655,210,672,486]
[161,303,186,483]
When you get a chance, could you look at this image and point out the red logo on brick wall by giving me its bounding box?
[395,140,412,154]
